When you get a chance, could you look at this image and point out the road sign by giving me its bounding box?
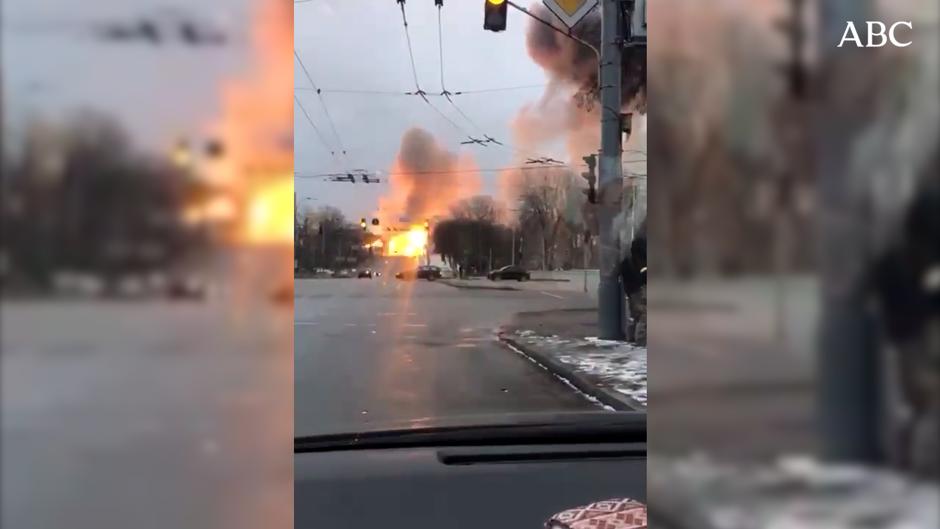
[542,0,598,29]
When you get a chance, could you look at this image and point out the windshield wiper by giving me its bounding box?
[294,412,646,453]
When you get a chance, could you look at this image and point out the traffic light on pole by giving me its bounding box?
[581,154,597,204]
[483,0,507,32]
[360,218,367,231]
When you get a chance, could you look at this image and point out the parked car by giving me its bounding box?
[488,265,531,281]
[165,275,207,300]
[357,269,380,278]
[395,265,441,281]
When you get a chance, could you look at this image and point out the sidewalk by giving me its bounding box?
[498,308,647,411]
[439,278,521,291]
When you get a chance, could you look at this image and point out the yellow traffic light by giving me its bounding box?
[484,0,508,31]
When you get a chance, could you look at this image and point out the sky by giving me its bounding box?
[2,0,254,152]
[293,0,556,221]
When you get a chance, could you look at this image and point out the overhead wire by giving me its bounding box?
[451,84,547,95]
[396,0,423,94]
[428,2,572,166]
[296,163,582,179]
[295,85,549,96]
[294,94,337,158]
[294,49,348,158]
[396,0,483,142]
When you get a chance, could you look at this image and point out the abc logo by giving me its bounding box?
[839,21,913,48]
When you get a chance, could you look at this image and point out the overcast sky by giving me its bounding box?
[2,0,251,150]
[294,0,554,220]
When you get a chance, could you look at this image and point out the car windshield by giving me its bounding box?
[294,2,647,439]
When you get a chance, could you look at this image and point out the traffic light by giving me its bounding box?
[581,154,597,204]
[774,0,809,99]
[424,219,430,231]
[484,0,507,32]
[360,218,367,231]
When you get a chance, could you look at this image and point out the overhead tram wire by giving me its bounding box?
[296,163,587,179]
[295,86,548,96]
[431,2,572,166]
[294,94,337,159]
[294,49,348,161]
[451,84,547,95]
[396,0,480,142]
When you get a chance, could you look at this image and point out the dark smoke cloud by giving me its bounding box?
[525,3,646,111]
[381,127,479,221]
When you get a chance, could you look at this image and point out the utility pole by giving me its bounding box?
[816,0,882,463]
[596,0,625,340]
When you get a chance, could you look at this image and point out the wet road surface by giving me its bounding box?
[294,277,597,436]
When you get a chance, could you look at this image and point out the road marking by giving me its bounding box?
[456,343,478,349]
[402,323,427,328]
[540,291,565,299]
[295,321,319,326]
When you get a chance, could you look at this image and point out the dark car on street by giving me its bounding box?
[395,265,441,281]
[357,269,379,278]
[488,265,531,281]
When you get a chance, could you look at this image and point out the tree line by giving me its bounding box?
[1,112,206,291]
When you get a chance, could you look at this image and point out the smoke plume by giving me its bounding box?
[503,4,646,198]
[525,3,646,112]
[379,127,480,222]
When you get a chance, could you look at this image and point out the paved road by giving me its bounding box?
[294,277,598,436]
[1,249,293,529]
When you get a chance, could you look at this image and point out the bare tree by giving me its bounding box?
[516,171,582,270]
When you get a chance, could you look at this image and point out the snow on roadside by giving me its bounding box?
[649,454,939,529]
[510,331,647,408]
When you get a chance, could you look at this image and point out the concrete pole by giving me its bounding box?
[597,0,625,340]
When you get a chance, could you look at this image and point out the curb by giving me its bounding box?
[497,333,644,412]
[439,280,520,291]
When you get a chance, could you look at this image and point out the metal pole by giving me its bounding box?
[511,228,516,265]
[321,226,326,268]
[597,0,625,340]
[583,238,588,293]
[816,0,882,463]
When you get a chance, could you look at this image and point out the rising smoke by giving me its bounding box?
[525,3,646,112]
[378,127,480,222]
[504,4,646,197]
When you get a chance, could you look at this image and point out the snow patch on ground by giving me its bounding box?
[649,454,939,529]
[512,331,647,408]
[502,340,617,412]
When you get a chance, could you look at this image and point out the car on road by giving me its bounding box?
[395,265,442,281]
[357,269,380,278]
[488,265,531,282]
[165,275,207,300]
